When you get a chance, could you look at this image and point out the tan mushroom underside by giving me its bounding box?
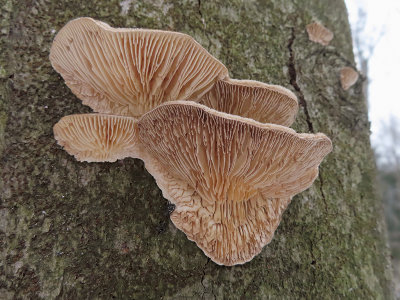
[142,153,319,265]
[54,114,139,162]
[306,22,334,46]
[138,101,332,265]
[197,78,298,127]
[340,67,359,90]
[144,158,293,265]
[50,18,228,117]
[172,195,292,266]
[53,101,331,265]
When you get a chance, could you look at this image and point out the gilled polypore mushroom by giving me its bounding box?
[306,22,334,46]
[198,78,298,126]
[54,101,332,266]
[53,114,139,162]
[340,67,359,90]
[51,18,332,266]
[50,18,299,127]
[50,17,228,117]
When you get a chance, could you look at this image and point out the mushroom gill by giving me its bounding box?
[138,101,332,265]
[51,19,333,265]
[197,78,298,126]
[53,101,331,265]
[50,17,228,117]
[54,114,139,162]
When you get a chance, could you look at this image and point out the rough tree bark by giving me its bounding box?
[0,0,393,298]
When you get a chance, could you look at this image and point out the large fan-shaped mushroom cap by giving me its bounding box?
[50,18,229,117]
[54,114,139,162]
[138,101,332,265]
[197,78,298,126]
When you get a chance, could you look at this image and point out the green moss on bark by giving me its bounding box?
[0,0,393,298]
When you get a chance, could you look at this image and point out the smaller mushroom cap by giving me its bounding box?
[306,22,334,46]
[197,78,298,126]
[138,101,332,265]
[54,114,139,162]
[340,67,359,90]
[50,17,229,117]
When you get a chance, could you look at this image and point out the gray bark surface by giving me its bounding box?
[0,0,393,298]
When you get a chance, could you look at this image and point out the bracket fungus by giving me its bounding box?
[54,101,332,265]
[53,114,139,162]
[197,78,298,126]
[50,18,298,126]
[138,102,332,265]
[340,67,359,90]
[52,18,332,266]
[50,17,228,117]
[306,22,334,46]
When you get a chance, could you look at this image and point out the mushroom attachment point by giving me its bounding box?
[50,18,228,117]
[197,78,298,126]
[340,67,359,90]
[54,114,139,162]
[138,101,332,265]
[306,22,334,46]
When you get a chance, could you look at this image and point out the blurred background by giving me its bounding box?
[346,0,400,295]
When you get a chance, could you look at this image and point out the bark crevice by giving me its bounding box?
[287,27,314,133]
[318,171,329,214]
[197,0,203,19]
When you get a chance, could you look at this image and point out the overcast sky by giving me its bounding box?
[345,0,400,153]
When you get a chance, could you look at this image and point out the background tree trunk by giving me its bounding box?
[0,0,393,298]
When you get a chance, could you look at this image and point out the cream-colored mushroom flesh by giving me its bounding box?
[306,22,334,46]
[197,78,298,126]
[54,114,139,162]
[50,18,229,117]
[138,101,332,265]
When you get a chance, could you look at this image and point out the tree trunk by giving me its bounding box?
[0,0,393,298]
